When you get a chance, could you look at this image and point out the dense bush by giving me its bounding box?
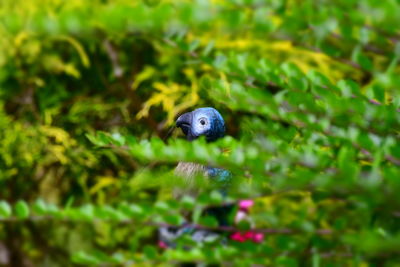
[1,0,400,265]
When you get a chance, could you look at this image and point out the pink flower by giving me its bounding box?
[158,241,168,249]
[230,232,246,242]
[244,231,254,239]
[238,200,254,211]
[230,231,264,243]
[252,232,264,243]
[234,210,247,223]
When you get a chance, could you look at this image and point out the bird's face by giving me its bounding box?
[176,107,225,142]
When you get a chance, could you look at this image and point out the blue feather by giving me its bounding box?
[159,107,233,247]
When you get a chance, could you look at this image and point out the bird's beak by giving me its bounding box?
[176,112,192,137]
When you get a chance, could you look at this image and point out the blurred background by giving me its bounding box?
[1,0,400,266]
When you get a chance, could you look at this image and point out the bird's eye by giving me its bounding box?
[199,118,207,126]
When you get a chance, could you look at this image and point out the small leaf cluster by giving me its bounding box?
[0,0,400,265]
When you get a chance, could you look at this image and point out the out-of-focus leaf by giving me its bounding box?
[15,200,30,219]
[0,201,12,218]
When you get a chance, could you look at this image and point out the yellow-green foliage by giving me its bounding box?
[0,0,400,265]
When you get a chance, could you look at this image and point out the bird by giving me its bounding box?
[175,107,225,142]
[159,107,234,248]
[174,107,231,197]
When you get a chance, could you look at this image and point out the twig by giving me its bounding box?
[103,39,124,78]
[0,216,334,235]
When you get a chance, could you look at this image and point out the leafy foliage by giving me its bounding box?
[0,0,400,265]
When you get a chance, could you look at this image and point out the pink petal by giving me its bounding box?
[158,241,168,249]
[244,231,254,239]
[230,232,246,242]
[252,233,264,243]
[239,200,254,211]
[234,210,247,223]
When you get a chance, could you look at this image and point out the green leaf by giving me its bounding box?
[199,215,218,228]
[181,195,195,209]
[78,204,95,220]
[154,201,170,213]
[143,245,157,259]
[394,42,400,57]
[110,132,126,146]
[202,40,215,56]
[209,190,223,205]
[163,214,184,225]
[188,39,200,52]
[71,251,101,265]
[312,248,320,267]
[237,220,251,231]
[14,200,30,219]
[119,203,144,218]
[0,201,12,218]
[337,79,360,98]
[192,206,203,224]
[352,46,372,71]
[32,199,47,215]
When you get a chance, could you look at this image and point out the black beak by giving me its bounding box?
[176,112,192,137]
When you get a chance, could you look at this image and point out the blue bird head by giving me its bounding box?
[176,107,225,142]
